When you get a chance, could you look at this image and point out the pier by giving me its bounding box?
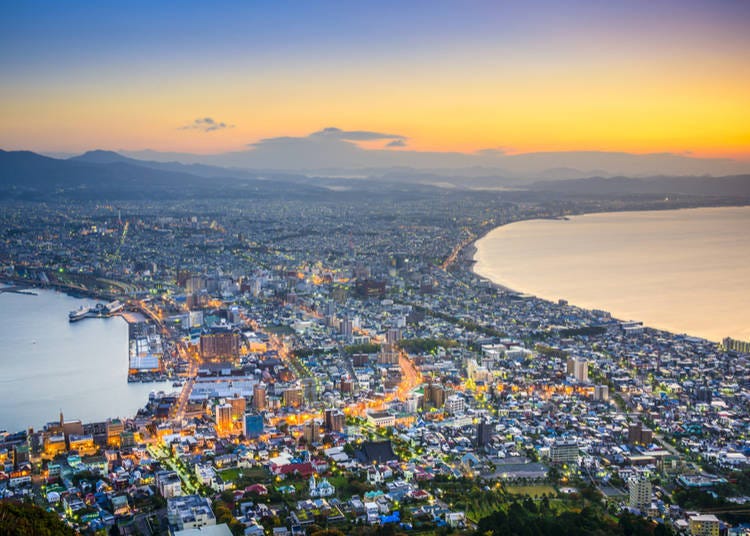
[0,284,37,296]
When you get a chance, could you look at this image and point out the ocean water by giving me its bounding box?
[0,288,169,432]
[474,206,750,342]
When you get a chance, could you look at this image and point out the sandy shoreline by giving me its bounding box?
[462,205,750,343]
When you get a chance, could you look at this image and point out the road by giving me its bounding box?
[440,228,475,270]
[132,300,201,423]
[147,444,198,494]
[172,342,199,423]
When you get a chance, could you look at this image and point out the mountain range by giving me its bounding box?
[1,148,750,201]
[0,149,331,201]
[111,129,750,180]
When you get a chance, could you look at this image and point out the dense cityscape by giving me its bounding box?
[3,2,750,535]
[1,187,749,536]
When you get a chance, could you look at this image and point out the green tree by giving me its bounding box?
[0,500,77,536]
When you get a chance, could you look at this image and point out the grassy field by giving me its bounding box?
[218,466,268,484]
[218,468,242,483]
[263,324,295,335]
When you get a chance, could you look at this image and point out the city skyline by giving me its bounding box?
[2,2,750,534]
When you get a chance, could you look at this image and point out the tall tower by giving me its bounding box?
[628,476,652,512]
[253,383,267,411]
[476,419,491,448]
[215,404,233,436]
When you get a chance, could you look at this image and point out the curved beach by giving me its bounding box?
[472,206,750,343]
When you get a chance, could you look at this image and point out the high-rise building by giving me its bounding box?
[229,397,246,421]
[340,378,354,394]
[106,419,124,447]
[386,328,402,345]
[550,439,578,465]
[566,357,576,376]
[324,409,345,433]
[283,388,303,408]
[628,422,653,445]
[243,414,264,439]
[378,343,399,365]
[476,419,492,448]
[722,337,750,354]
[594,385,609,401]
[445,395,465,415]
[252,383,267,411]
[185,275,207,294]
[303,420,321,445]
[301,378,317,404]
[351,353,370,367]
[423,383,446,409]
[214,404,232,436]
[628,423,642,444]
[120,430,136,448]
[403,393,421,414]
[188,310,204,328]
[341,317,354,340]
[199,332,240,361]
[566,357,589,383]
[628,476,652,512]
[574,359,588,383]
[354,280,386,298]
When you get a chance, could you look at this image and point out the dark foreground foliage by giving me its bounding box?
[0,500,77,536]
[475,501,673,536]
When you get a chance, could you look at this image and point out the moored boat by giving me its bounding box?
[69,306,91,322]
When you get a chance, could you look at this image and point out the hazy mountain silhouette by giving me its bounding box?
[529,175,750,197]
[3,149,750,201]
[70,149,257,180]
[0,149,327,200]
[69,149,137,164]
[118,128,750,179]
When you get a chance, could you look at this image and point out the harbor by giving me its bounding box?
[68,300,124,322]
[0,288,169,432]
[65,298,170,383]
[127,320,167,383]
[0,284,37,296]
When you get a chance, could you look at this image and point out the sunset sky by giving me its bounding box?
[1,0,749,159]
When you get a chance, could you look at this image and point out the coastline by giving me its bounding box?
[0,274,120,302]
[463,204,750,344]
[459,240,520,295]
[0,287,166,433]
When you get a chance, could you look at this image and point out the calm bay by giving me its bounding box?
[0,288,169,433]
[474,206,750,343]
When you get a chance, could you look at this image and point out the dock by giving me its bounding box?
[0,285,38,296]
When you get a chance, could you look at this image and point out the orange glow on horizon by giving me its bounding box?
[2,53,749,161]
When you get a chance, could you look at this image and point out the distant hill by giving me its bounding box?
[4,148,750,201]
[68,149,137,164]
[120,137,750,178]
[528,174,750,197]
[0,149,328,200]
[70,149,259,181]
